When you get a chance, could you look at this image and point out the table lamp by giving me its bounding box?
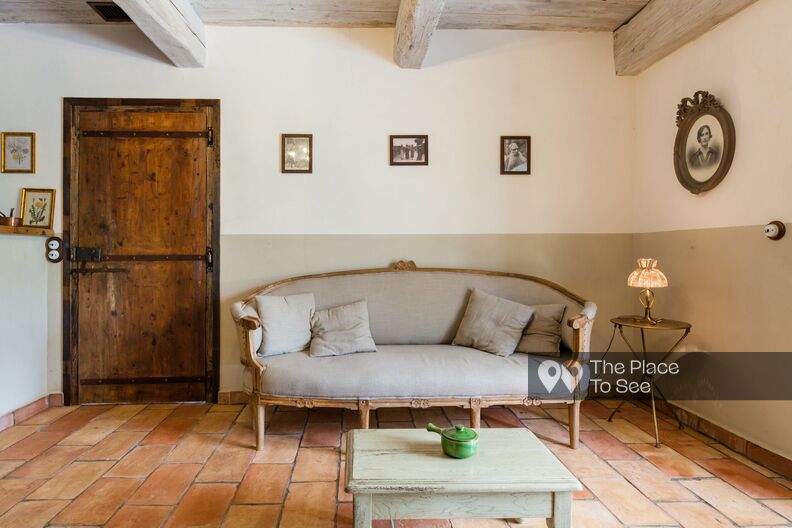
[627,258,668,324]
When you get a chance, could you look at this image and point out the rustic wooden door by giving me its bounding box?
[63,99,220,404]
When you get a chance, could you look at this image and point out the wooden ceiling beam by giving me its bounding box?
[394,0,446,69]
[114,0,206,68]
[614,0,759,76]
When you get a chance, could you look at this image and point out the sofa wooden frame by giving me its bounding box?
[234,260,596,451]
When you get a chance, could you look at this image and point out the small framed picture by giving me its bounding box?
[20,188,55,229]
[501,136,531,175]
[2,132,36,173]
[281,134,313,173]
[390,135,428,166]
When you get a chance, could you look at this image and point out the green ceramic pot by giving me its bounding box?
[426,423,478,459]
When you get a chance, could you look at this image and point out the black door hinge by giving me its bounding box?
[207,247,214,270]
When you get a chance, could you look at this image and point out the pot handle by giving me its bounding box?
[426,423,444,435]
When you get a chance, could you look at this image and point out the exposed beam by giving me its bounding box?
[614,0,759,76]
[394,0,446,69]
[115,0,206,68]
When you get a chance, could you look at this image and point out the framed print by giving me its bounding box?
[2,132,36,173]
[501,136,531,175]
[20,188,55,229]
[281,134,313,173]
[674,91,735,195]
[390,135,428,166]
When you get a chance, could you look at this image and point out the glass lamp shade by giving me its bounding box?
[627,258,668,289]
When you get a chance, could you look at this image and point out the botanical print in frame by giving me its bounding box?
[2,132,36,173]
[674,91,735,195]
[281,134,313,173]
[390,135,428,166]
[501,136,531,175]
[20,188,55,229]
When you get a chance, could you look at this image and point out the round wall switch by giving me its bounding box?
[764,221,786,241]
[45,236,64,263]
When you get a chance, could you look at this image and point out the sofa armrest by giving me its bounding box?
[230,303,265,391]
[567,301,597,363]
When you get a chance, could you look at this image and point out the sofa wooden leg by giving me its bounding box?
[469,398,481,429]
[568,401,580,449]
[253,400,266,451]
[358,400,370,429]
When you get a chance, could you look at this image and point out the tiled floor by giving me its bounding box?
[0,400,790,527]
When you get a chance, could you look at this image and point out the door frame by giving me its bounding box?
[62,98,221,405]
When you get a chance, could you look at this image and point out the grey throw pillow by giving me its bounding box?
[309,300,377,357]
[255,293,316,356]
[516,304,567,356]
[452,289,535,357]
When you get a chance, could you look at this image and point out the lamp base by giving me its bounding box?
[638,289,663,325]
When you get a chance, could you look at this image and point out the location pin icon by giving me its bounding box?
[538,361,562,393]
[560,364,579,393]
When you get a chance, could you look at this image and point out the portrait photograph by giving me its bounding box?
[281,134,313,173]
[20,188,55,229]
[501,136,531,174]
[2,132,36,173]
[685,115,723,183]
[390,135,428,166]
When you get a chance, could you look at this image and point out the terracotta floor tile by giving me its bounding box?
[197,444,254,482]
[164,483,235,528]
[574,486,594,500]
[20,406,76,426]
[210,404,244,413]
[450,520,510,527]
[579,431,641,460]
[148,403,181,410]
[592,418,656,444]
[307,408,343,423]
[169,403,213,419]
[481,407,523,428]
[235,463,291,504]
[379,421,417,429]
[762,500,792,521]
[545,408,600,431]
[223,423,256,450]
[235,405,252,424]
[193,412,237,434]
[521,419,570,446]
[336,502,354,528]
[394,520,452,527]
[660,501,736,528]
[117,409,174,432]
[292,447,339,482]
[0,499,69,528]
[610,459,697,501]
[143,416,199,445]
[221,504,280,528]
[598,399,632,409]
[279,481,336,528]
[631,443,711,478]
[27,461,113,500]
[78,430,146,460]
[106,505,172,528]
[582,476,675,525]
[776,478,792,491]
[128,463,202,505]
[8,445,87,478]
[42,406,111,433]
[579,401,612,420]
[0,460,24,478]
[267,410,308,434]
[167,433,222,463]
[545,444,618,478]
[412,409,451,428]
[0,479,46,515]
[52,477,141,525]
[509,405,549,419]
[697,458,792,499]
[302,421,342,447]
[377,408,413,422]
[96,404,147,422]
[681,478,787,525]
[105,444,172,478]
[570,500,623,528]
[252,435,300,464]
[0,431,67,460]
[712,443,780,477]
[339,459,352,502]
[57,424,119,446]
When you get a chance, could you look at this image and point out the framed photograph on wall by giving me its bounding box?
[673,91,735,195]
[390,135,428,166]
[501,136,531,175]
[20,188,55,229]
[281,134,313,173]
[2,132,36,173]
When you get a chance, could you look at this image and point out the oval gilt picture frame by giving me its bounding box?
[673,91,735,195]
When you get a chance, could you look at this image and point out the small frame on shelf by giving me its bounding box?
[281,134,313,173]
[20,188,55,229]
[501,136,531,175]
[390,135,428,166]
[2,132,36,173]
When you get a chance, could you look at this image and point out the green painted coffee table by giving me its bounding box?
[345,428,581,527]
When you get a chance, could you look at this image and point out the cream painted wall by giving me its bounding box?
[0,238,48,416]
[632,0,792,460]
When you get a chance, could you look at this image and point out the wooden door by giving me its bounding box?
[63,99,220,404]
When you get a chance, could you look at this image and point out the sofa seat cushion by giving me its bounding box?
[258,345,586,400]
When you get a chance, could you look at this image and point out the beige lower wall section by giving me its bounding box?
[634,224,792,461]
[219,233,635,392]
